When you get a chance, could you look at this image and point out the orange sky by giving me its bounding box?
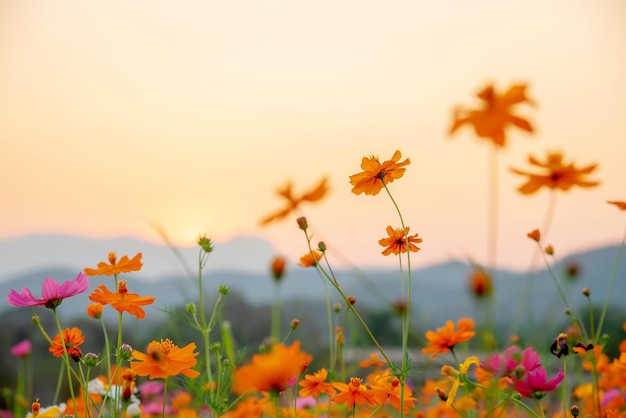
[1,1,625,271]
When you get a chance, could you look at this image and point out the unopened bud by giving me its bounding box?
[570,405,579,417]
[582,288,590,297]
[291,319,300,330]
[198,235,214,253]
[347,295,356,305]
[118,344,133,361]
[296,217,308,230]
[83,352,100,367]
[317,241,327,252]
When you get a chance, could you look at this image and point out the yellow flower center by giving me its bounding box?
[107,251,117,265]
[159,338,175,355]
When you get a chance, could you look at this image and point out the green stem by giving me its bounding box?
[472,382,541,418]
[594,223,626,344]
[52,309,78,416]
[272,281,281,342]
[99,316,112,381]
[162,378,168,418]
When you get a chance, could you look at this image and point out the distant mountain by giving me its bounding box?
[1,237,624,332]
[0,233,276,281]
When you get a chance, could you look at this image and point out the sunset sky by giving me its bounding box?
[1,1,625,272]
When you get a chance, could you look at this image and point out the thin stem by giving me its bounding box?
[272,281,281,342]
[99,317,112,380]
[52,309,78,416]
[487,143,499,274]
[594,223,626,343]
[162,378,168,418]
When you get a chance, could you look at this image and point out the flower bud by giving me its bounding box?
[185,303,197,314]
[296,217,308,230]
[198,235,214,253]
[83,352,100,367]
[570,405,579,417]
[118,344,134,361]
[291,319,300,330]
[218,285,230,295]
[527,229,540,242]
[317,241,327,252]
[582,288,590,297]
[347,295,356,305]
[271,256,286,282]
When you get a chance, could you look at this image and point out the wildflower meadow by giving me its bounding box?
[2,82,626,418]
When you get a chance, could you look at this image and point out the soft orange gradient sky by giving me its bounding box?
[1,1,625,271]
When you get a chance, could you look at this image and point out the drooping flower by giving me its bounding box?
[86,303,104,319]
[11,340,32,359]
[608,200,626,211]
[298,368,336,398]
[49,327,85,358]
[440,356,479,405]
[449,83,534,147]
[233,341,312,395]
[422,318,476,359]
[84,252,143,276]
[511,366,564,399]
[349,150,410,196]
[510,151,599,195]
[378,226,422,256]
[88,280,155,319]
[7,272,89,309]
[298,250,323,268]
[330,377,378,409]
[260,177,329,225]
[130,338,200,380]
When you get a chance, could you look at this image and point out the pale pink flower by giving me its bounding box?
[11,340,32,358]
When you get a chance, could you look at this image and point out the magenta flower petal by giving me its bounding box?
[10,340,32,358]
[6,272,89,309]
[7,287,42,307]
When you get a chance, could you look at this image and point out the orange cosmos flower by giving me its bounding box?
[422,318,476,359]
[330,377,377,409]
[527,229,541,242]
[260,177,329,225]
[233,340,313,395]
[49,327,85,358]
[450,83,534,147]
[86,303,104,319]
[130,338,200,379]
[349,150,410,196]
[84,252,143,276]
[510,151,599,195]
[608,201,626,211]
[88,280,155,319]
[298,368,336,398]
[378,226,422,256]
[298,250,323,267]
[369,370,417,414]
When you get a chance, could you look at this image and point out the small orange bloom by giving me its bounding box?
[88,280,155,319]
[527,229,541,242]
[450,83,534,147]
[468,267,492,298]
[349,150,410,196]
[511,151,599,195]
[49,327,85,358]
[330,377,377,409]
[86,303,104,319]
[260,177,329,225]
[378,226,422,256]
[130,338,200,379]
[608,201,626,211]
[359,353,386,369]
[233,340,313,395]
[84,252,143,276]
[298,250,323,267]
[270,256,286,281]
[422,318,476,359]
[298,368,336,398]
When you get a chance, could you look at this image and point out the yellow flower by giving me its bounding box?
[440,356,479,405]
[349,150,410,196]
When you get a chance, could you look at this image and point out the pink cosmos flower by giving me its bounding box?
[481,346,541,379]
[6,272,89,309]
[10,340,32,359]
[512,366,564,399]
